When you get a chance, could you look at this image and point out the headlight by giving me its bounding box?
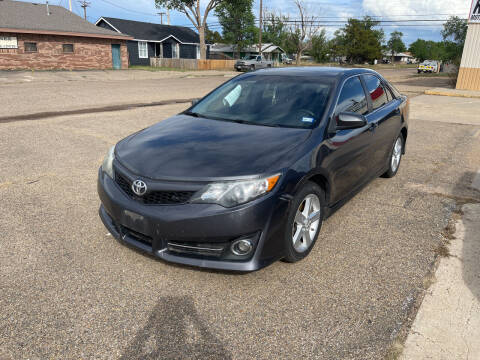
[101,146,115,179]
[191,174,281,208]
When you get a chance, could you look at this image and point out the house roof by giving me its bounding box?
[211,43,285,54]
[98,17,201,44]
[0,0,131,39]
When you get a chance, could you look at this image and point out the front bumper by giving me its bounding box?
[235,64,250,71]
[97,169,289,271]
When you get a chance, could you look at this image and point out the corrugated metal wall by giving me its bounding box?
[457,24,480,90]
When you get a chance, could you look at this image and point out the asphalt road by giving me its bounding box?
[0,67,449,120]
[1,71,479,359]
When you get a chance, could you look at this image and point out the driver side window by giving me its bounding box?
[336,77,368,118]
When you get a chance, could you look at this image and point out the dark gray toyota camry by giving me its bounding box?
[98,67,409,271]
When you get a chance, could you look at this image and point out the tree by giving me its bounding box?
[441,16,468,65]
[310,29,329,62]
[334,17,384,63]
[262,11,292,53]
[206,26,223,43]
[155,0,223,59]
[327,29,347,61]
[289,0,320,64]
[387,31,406,63]
[408,39,446,62]
[215,0,256,58]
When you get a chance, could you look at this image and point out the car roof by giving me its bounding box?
[252,66,381,81]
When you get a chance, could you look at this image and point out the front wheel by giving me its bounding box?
[383,134,404,178]
[283,182,325,263]
[250,65,255,71]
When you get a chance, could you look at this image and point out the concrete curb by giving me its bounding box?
[425,87,480,98]
[400,202,480,360]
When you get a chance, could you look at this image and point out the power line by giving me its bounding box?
[99,0,160,17]
[271,18,464,24]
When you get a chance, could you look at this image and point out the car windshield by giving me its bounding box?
[189,74,333,129]
[244,55,257,60]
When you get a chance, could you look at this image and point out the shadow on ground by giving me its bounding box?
[120,296,232,360]
[451,172,480,302]
[462,204,480,303]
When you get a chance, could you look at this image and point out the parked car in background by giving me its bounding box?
[418,60,439,73]
[98,67,409,271]
[235,55,273,71]
[282,54,293,64]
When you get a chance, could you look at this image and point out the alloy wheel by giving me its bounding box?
[391,137,402,173]
[292,194,321,253]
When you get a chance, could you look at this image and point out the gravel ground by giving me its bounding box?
[0,71,479,359]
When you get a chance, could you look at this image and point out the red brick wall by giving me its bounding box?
[0,33,129,70]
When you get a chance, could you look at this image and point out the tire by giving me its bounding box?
[283,182,325,263]
[250,65,255,71]
[267,64,272,68]
[383,134,404,178]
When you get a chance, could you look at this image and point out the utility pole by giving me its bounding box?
[157,12,166,24]
[258,0,263,56]
[69,0,72,11]
[78,0,90,20]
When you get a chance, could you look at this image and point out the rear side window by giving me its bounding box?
[336,76,368,116]
[363,75,388,111]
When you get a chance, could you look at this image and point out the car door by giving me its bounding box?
[324,76,375,204]
[256,56,264,69]
[362,74,402,172]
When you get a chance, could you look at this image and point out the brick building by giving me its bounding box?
[0,0,132,70]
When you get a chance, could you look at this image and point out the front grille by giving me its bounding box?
[115,173,194,205]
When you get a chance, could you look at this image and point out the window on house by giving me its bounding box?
[172,43,179,58]
[63,44,74,53]
[24,42,37,53]
[138,41,148,59]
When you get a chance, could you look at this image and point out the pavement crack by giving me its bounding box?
[0,98,195,124]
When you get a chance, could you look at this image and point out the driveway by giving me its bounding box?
[0,71,479,359]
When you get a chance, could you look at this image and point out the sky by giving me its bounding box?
[15,0,474,46]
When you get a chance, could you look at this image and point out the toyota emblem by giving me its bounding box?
[131,180,147,196]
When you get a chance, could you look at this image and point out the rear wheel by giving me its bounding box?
[283,182,325,263]
[383,134,404,178]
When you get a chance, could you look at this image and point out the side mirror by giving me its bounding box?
[191,98,200,106]
[336,112,367,130]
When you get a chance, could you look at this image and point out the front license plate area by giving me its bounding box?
[121,209,149,235]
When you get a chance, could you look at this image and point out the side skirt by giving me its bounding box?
[323,166,389,219]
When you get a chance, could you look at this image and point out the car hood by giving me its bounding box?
[115,114,311,180]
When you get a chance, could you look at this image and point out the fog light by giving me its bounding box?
[231,239,253,256]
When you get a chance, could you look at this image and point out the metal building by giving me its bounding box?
[457,0,480,90]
